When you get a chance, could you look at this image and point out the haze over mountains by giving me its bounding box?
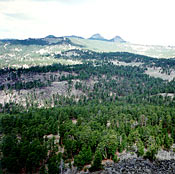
[1,33,175,60]
[0,33,126,43]
[89,33,126,43]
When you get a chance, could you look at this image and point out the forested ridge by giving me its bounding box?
[0,51,175,173]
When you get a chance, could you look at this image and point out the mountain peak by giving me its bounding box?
[89,33,106,41]
[110,36,126,43]
[45,35,57,38]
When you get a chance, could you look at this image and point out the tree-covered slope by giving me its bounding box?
[0,42,175,173]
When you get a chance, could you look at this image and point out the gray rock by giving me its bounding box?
[64,158,175,174]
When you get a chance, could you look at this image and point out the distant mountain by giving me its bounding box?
[1,36,82,47]
[65,35,84,39]
[89,33,108,41]
[2,34,175,58]
[110,36,126,43]
[0,38,16,41]
[45,35,57,38]
[1,38,49,46]
[88,34,126,43]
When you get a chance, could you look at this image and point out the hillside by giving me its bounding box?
[1,36,175,70]
[69,37,175,58]
[0,36,175,174]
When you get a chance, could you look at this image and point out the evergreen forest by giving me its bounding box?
[0,50,175,173]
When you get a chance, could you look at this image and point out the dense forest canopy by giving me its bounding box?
[0,51,175,173]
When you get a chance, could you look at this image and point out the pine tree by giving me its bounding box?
[137,139,144,157]
[89,150,103,172]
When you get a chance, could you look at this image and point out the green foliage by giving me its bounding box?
[48,153,62,174]
[144,136,159,161]
[164,132,173,150]
[0,102,175,172]
[1,54,175,172]
[113,155,120,163]
[137,139,145,157]
[74,146,92,169]
[89,150,103,172]
[1,40,175,173]
[1,135,21,173]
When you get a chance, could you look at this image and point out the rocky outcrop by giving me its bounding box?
[156,148,175,160]
[62,146,175,174]
[63,157,175,174]
[103,158,175,174]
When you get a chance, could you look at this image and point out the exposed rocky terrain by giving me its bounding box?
[103,158,175,174]
[62,158,175,174]
[61,146,175,174]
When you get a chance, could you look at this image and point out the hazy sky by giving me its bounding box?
[0,0,175,45]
